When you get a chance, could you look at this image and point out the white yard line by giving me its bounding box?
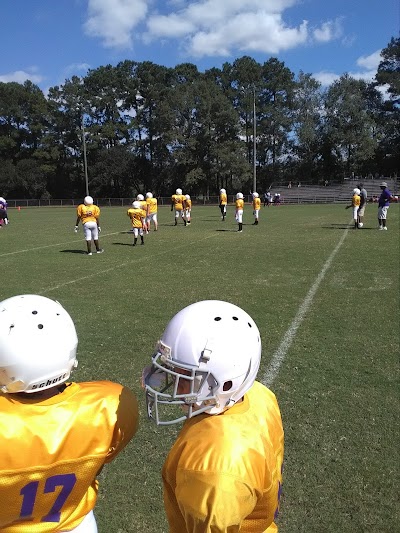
[262,227,350,386]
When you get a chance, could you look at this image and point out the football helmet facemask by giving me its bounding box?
[0,295,78,393]
[143,300,261,425]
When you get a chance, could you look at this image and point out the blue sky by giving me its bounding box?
[0,0,398,93]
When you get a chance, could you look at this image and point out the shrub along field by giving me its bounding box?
[1,202,399,532]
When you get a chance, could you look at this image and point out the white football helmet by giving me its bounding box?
[146,192,153,199]
[84,196,93,205]
[353,188,360,195]
[176,188,182,195]
[185,194,191,200]
[144,300,261,425]
[220,188,226,194]
[132,201,140,208]
[236,192,244,200]
[0,295,78,394]
[136,194,144,201]
[252,192,259,198]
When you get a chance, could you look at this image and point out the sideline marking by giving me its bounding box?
[39,233,218,294]
[262,227,350,386]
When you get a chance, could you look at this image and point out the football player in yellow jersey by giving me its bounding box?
[0,294,138,533]
[235,192,245,232]
[136,194,149,233]
[145,192,158,231]
[345,188,361,229]
[143,300,284,533]
[171,188,186,226]
[252,192,261,225]
[127,201,146,245]
[75,196,104,255]
[219,188,227,221]
[184,194,192,224]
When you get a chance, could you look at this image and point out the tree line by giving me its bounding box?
[0,37,398,199]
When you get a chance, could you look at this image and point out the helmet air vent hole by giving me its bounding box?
[223,380,233,391]
[248,322,252,328]
[32,310,38,315]
[38,324,44,329]
[214,317,222,321]
[232,316,238,321]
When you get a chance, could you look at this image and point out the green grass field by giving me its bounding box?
[1,202,399,532]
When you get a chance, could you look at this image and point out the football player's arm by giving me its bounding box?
[171,197,174,211]
[105,386,139,463]
[174,471,258,533]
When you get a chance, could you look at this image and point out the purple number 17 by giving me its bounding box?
[20,473,76,522]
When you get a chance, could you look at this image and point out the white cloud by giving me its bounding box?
[146,0,309,57]
[0,70,44,84]
[63,63,91,78]
[313,71,341,87]
[313,18,343,43]
[314,49,383,88]
[83,0,148,49]
[356,50,382,70]
[81,0,346,59]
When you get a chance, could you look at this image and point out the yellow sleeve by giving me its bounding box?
[174,471,257,533]
[105,386,139,463]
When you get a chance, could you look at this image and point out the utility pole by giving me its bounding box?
[253,87,257,193]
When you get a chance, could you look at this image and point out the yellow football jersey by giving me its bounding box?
[253,197,261,210]
[76,204,100,224]
[139,200,148,213]
[235,198,244,210]
[185,198,192,209]
[220,193,227,205]
[0,381,138,532]
[147,197,158,214]
[352,194,360,207]
[171,194,185,211]
[127,208,146,228]
[162,381,284,533]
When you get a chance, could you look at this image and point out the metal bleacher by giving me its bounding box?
[267,179,399,205]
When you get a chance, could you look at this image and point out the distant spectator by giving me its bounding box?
[357,182,367,228]
[378,182,395,231]
[273,193,281,205]
[264,191,272,207]
[297,181,301,187]
[324,180,329,187]
[288,181,292,188]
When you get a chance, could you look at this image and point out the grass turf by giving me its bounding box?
[1,202,399,532]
